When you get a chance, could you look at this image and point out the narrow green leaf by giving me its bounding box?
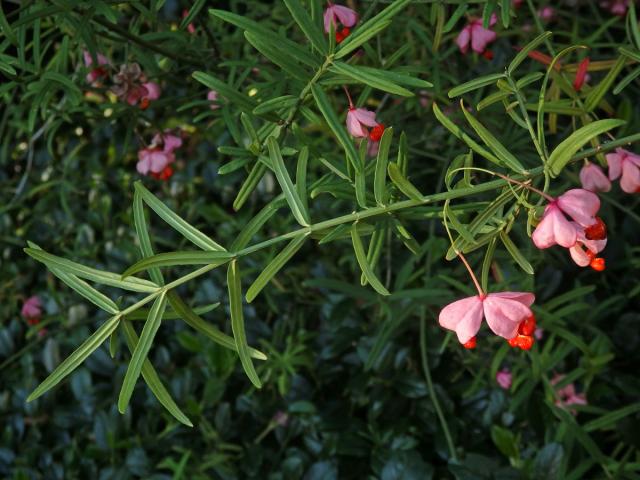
[253,95,298,115]
[448,73,506,98]
[583,402,640,432]
[122,251,235,279]
[167,292,267,360]
[547,119,626,177]
[397,131,408,175]
[331,62,413,97]
[231,197,286,251]
[283,0,327,54]
[0,4,17,45]
[374,127,393,205]
[584,56,626,112]
[118,293,167,413]
[27,315,121,402]
[508,31,553,74]
[443,4,468,33]
[499,231,534,274]
[296,147,309,214]
[388,162,423,200]
[246,234,307,302]
[25,248,158,293]
[267,137,311,226]
[361,224,387,285]
[500,0,510,28]
[311,84,362,174]
[351,223,390,296]
[135,182,226,252]
[350,67,432,89]
[51,269,119,314]
[244,31,310,79]
[613,65,640,94]
[233,161,267,211]
[227,260,262,388]
[433,102,503,168]
[121,321,193,427]
[192,71,256,113]
[179,0,206,31]
[336,0,412,58]
[460,101,527,173]
[133,190,164,286]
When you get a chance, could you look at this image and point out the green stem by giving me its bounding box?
[420,314,457,461]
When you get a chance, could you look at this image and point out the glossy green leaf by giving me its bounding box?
[499,231,534,275]
[508,31,553,74]
[374,127,393,205]
[331,62,413,97]
[252,95,298,115]
[192,71,256,113]
[27,315,121,402]
[296,147,309,214]
[283,0,327,54]
[227,260,262,387]
[51,269,119,314]
[133,189,164,286]
[246,234,307,302]
[135,182,226,252]
[584,56,626,112]
[448,73,505,98]
[122,251,235,279]
[388,162,423,200]
[166,292,266,360]
[267,137,311,226]
[121,321,193,427]
[351,223,390,296]
[547,119,626,177]
[118,293,167,413]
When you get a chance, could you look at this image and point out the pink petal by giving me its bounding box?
[569,244,591,266]
[470,25,496,54]
[149,151,171,173]
[438,296,484,344]
[142,82,161,100]
[136,156,151,175]
[575,224,607,253]
[483,295,532,339]
[332,5,358,27]
[83,50,93,67]
[579,162,611,192]
[606,151,623,180]
[557,189,600,227]
[456,26,471,54]
[619,159,640,193]
[488,291,535,307]
[496,370,512,389]
[162,134,183,152]
[625,150,640,167]
[346,109,368,137]
[323,7,336,33]
[532,205,577,249]
[352,107,378,127]
[21,296,42,319]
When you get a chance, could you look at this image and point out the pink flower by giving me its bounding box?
[323,4,358,33]
[439,291,535,344]
[346,107,380,138]
[21,296,42,320]
[112,64,160,108]
[568,222,607,270]
[580,161,611,192]
[142,82,161,101]
[531,189,601,249]
[83,50,109,85]
[552,374,588,414]
[573,57,590,91]
[496,369,512,390]
[182,9,196,34]
[607,148,640,193]
[456,14,497,55]
[207,90,220,110]
[600,0,629,16]
[537,6,555,21]
[137,131,182,177]
[534,327,544,340]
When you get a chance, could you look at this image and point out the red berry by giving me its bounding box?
[336,27,350,44]
[369,123,385,142]
[590,257,605,272]
[482,49,494,60]
[518,315,536,337]
[508,337,519,348]
[463,337,477,349]
[584,217,607,241]
[140,97,150,110]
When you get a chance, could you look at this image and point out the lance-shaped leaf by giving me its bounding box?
[126,302,219,320]
[388,162,423,200]
[245,31,310,80]
[135,182,226,252]
[584,56,626,112]
[122,251,235,279]
[508,31,553,74]
[360,224,386,286]
[25,247,158,293]
[133,189,164,286]
[231,197,286,251]
[192,71,256,113]
[283,0,327,54]
[547,119,626,177]
[118,293,167,413]
[331,62,413,97]
[448,73,506,98]
[121,321,193,427]
[246,234,308,302]
[499,231,534,275]
[460,101,527,173]
[253,95,298,115]
[233,162,267,211]
[267,138,311,226]
[167,292,267,360]
[27,315,121,402]
[227,260,262,388]
[351,223,390,296]
[336,0,412,58]
[51,269,119,314]
[374,127,393,205]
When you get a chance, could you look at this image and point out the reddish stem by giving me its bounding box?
[457,252,485,298]
[493,172,555,202]
[342,86,354,109]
